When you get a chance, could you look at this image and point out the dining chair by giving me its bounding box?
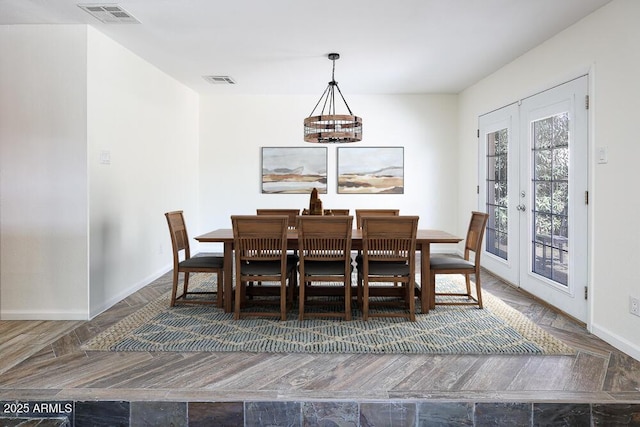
[297,215,354,321]
[323,209,350,216]
[358,216,419,321]
[429,211,490,309]
[165,211,224,307]
[231,215,297,320]
[354,209,401,282]
[256,208,301,261]
[256,209,301,229]
[355,209,399,229]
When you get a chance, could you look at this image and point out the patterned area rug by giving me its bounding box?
[82,275,575,355]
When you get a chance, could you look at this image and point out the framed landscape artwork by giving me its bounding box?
[337,147,404,194]
[261,147,327,194]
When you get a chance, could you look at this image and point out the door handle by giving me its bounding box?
[516,204,526,212]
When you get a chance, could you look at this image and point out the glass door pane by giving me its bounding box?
[531,113,569,286]
[486,129,509,260]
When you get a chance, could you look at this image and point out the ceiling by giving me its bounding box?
[0,0,611,95]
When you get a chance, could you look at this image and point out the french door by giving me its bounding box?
[479,76,589,322]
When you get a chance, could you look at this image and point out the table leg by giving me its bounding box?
[223,241,233,313]
[421,243,431,314]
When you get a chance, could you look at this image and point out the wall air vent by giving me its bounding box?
[77,4,141,24]
[203,75,237,85]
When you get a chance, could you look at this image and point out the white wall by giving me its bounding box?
[87,27,200,317]
[0,25,200,320]
[0,25,89,319]
[458,0,640,360]
[198,94,460,253]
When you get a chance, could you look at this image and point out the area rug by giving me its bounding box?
[82,275,575,355]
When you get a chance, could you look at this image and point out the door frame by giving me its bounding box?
[477,75,592,326]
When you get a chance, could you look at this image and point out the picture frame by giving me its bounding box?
[261,147,328,194]
[337,147,404,194]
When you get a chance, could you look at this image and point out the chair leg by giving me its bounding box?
[298,276,306,321]
[280,278,287,321]
[242,281,248,304]
[363,279,370,321]
[344,276,352,321]
[465,273,472,298]
[234,279,243,320]
[408,278,415,322]
[247,281,254,300]
[170,269,180,307]
[475,273,483,309]
[182,272,190,300]
[403,277,410,308]
[289,271,298,304]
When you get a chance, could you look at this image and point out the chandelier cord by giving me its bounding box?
[308,56,354,117]
[334,84,354,116]
[308,85,330,117]
[332,57,336,82]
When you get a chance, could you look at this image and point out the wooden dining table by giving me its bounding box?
[195,228,462,314]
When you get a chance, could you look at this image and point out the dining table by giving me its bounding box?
[195,228,462,314]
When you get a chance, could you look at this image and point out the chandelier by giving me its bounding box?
[304,53,362,143]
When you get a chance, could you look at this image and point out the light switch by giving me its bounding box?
[100,150,111,165]
[597,146,607,164]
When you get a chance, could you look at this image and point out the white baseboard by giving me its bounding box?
[1,265,173,321]
[590,323,640,363]
[1,310,89,321]
[89,264,172,319]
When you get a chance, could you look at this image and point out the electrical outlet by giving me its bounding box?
[630,296,640,317]
[597,146,608,164]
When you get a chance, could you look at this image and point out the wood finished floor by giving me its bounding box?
[1,270,640,403]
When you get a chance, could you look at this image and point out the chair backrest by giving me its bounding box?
[464,211,490,264]
[355,209,400,229]
[232,215,289,263]
[361,216,419,263]
[324,209,350,216]
[256,209,300,229]
[165,211,191,264]
[297,215,353,262]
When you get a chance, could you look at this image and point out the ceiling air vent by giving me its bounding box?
[78,4,140,24]
[203,75,237,85]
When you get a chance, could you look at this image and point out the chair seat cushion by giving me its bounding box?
[302,260,353,276]
[180,256,224,269]
[430,255,475,270]
[363,261,410,276]
[355,254,405,264]
[241,259,296,276]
